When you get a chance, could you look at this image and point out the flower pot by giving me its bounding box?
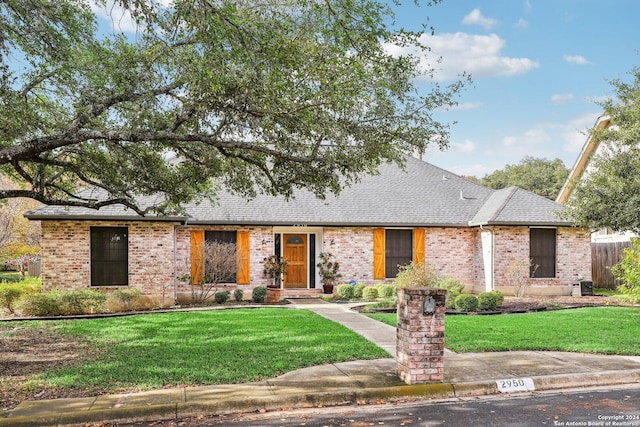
[323,284,334,294]
[266,287,283,303]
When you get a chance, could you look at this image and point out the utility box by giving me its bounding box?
[396,287,447,384]
[580,280,594,296]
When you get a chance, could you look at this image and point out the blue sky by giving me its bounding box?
[92,0,640,178]
[387,0,640,177]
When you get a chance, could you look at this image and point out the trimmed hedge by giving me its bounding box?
[336,284,354,299]
[455,293,478,312]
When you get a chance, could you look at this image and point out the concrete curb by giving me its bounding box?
[3,371,640,427]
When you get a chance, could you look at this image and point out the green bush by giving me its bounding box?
[233,288,244,302]
[376,284,395,298]
[19,291,64,316]
[336,284,354,299]
[60,289,107,314]
[434,276,465,308]
[612,238,640,292]
[362,286,379,300]
[489,290,504,306]
[393,261,439,288]
[252,286,267,303]
[107,289,143,312]
[0,284,24,314]
[477,292,501,311]
[214,290,230,304]
[455,293,478,312]
[353,283,366,298]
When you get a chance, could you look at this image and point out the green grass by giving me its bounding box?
[5,308,389,392]
[367,307,640,355]
[0,272,41,286]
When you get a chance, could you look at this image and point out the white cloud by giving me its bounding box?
[502,128,551,147]
[551,93,574,104]
[384,32,539,81]
[524,1,532,13]
[514,18,529,29]
[453,140,477,153]
[560,112,602,155]
[462,9,498,30]
[563,54,591,65]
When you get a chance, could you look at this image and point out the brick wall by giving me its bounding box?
[489,225,591,296]
[39,221,591,299]
[40,220,179,295]
[425,227,477,291]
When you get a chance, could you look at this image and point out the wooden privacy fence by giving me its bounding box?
[28,259,41,278]
[591,241,631,289]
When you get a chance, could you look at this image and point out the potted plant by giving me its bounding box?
[317,252,342,294]
[263,255,288,303]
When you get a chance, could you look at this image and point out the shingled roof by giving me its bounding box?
[25,156,573,227]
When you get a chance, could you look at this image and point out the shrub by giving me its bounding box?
[489,290,504,306]
[353,283,366,298]
[252,286,267,303]
[336,283,354,299]
[214,290,230,304]
[233,288,244,302]
[59,289,107,314]
[393,261,439,288]
[477,292,501,311]
[107,289,143,312]
[19,291,64,316]
[362,286,379,300]
[612,239,640,302]
[0,284,24,314]
[455,294,478,312]
[376,284,395,298]
[434,276,465,308]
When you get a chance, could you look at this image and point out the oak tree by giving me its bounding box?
[0,0,465,215]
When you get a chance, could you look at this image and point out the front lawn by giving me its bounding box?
[367,307,640,355]
[2,308,389,395]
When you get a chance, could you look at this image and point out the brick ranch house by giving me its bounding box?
[25,156,591,301]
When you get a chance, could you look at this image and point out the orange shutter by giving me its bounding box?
[236,231,250,284]
[373,228,386,280]
[190,230,205,285]
[413,228,426,264]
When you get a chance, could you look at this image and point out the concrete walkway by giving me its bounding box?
[2,300,640,427]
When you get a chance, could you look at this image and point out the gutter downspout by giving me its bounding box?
[480,225,494,291]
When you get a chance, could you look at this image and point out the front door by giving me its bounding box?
[283,234,307,288]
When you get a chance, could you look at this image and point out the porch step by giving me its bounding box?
[281,289,324,299]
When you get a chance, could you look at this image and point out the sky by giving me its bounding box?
[387,0,640,177]
[91,0,640,178]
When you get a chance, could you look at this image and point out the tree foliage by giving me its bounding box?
[0,0,465,215]
[563,66,640,233]
[478,156,569,200]
[0,176,41,264]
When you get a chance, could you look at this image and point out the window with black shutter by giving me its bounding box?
[91,227,128,286]
[530,228,556,278]
[385,229,413,278]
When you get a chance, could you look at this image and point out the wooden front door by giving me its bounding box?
[283,234,307,288]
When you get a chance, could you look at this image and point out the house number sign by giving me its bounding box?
[496,377,535,393]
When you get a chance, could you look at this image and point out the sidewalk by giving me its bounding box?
[2,300,640,426]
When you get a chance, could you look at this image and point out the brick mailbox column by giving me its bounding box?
[396,287,447,384]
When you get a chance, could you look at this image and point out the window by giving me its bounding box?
[205,230,237,282]
[91,227,128,286]
[385,229,413,278]
[530,228,556,278]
